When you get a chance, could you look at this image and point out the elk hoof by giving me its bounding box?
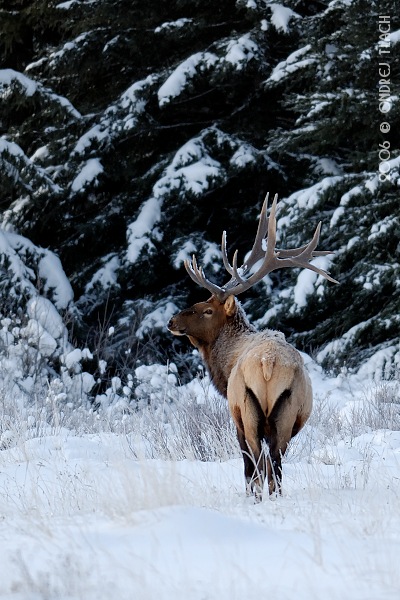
[246,479,264,502]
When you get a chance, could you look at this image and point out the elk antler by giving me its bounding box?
[184,193,338,302]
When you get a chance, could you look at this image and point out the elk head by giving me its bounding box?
[168,295,237,348]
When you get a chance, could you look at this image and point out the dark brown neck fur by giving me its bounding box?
[198,304,255,397]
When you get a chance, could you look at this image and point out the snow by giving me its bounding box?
[73,124,110,155]
[21,318,58,357]
[266,45,315,84]
[368,215,398,240]
[0,138,29,159]
[0,231,73,312]
[175,160,220,194]
[173,239,197,268]
[269,4,301,33]
[30,145,49,162]
[0,68,37,96]
[316,319,399,381]
[85,253,121,293]
[0,231,72,310]
[158,36,258,106]
[119,76,154,112]
[49,33,90,68]
[292,256,334,309]
[135,302,179,339]
[156,135,223,197]
[38,251,74,309]
[286,176,343,210]
[356,346,400,381]
[155,19,193,33]
[56,0,79,7]
[390,29,400,44]
[71,158,104,191]
[230,143,257,167]
[126,197,162,263]
[0,230,34,290]
[158,52,218,107]
[0,68,81,119]
[0,138,60,196]
[0,138,63,200]
[0,358,400,598]
[73,75,155,156]
[27,297,66,341]
[330,184,363,227]
[201,241,223,272]
[63,348,87,370]
[224,34,259,68]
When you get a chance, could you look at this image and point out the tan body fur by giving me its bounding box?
[168,295,313,499]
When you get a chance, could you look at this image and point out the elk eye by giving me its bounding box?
[204,308,213,315]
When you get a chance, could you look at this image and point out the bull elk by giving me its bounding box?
[168,194,338,500]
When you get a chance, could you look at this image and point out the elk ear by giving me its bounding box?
[224,295,237,317]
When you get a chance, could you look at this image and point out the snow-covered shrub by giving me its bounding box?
[0,230,101,409]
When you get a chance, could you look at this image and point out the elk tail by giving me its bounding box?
[261,354,275,381]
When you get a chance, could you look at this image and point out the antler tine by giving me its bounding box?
[283,221,322,262]
[242,192,273,271]
[277,246,333,258]
[265,193,278,259]
[278,221,323,264]
[223,194,278,295]
[280,222,339,284]
[288,257,339,284]
[221,230,234,276]
[184,256,227,299]
[232,249,247,284]
[222,193,273,292]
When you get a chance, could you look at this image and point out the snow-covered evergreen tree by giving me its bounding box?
[0,0,398,385]
[263,0,399,376]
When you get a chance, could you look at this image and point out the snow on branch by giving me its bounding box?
[0,138,62,196]
[285,176,344,212]
[126,197,162,264]
[155,19,193,34]
[126,138,222,264]
[0,69,37,96]
[223,34,259,69]
[72,75,157,156]
[158,52,219,107]
[0,68,81,119]
[265,45,316,85]
[0,230,74,310]
[157,34,259,107]
[71,158,104,192]
[268,4,301,34]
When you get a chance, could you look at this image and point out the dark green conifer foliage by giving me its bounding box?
[0,0,398,379]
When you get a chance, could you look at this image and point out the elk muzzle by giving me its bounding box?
[167,315,187,336]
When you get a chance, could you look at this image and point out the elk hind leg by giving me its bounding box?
[237,387,267,500]
[266,389,295,495]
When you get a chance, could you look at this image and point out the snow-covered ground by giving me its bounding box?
[0,358,399,599]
